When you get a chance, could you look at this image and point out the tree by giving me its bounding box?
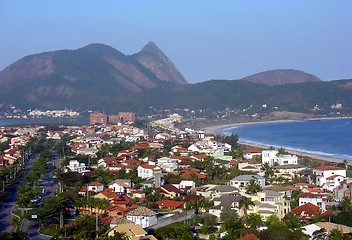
[199,214,217,234]
[329,228,343,240]
[11,216,21,232]
[262,162,274,183]
[239,196,254,219]
[220,206,239,223]
[245,179,262,194]
[245,213,263,228]
[265,215,280,227]
[278,148,288,155]
[284,213,301,230]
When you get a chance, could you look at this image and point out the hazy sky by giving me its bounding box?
[1,1,351,83]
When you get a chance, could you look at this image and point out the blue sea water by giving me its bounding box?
[221,118,352,161]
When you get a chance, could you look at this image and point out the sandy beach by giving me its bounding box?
[204,118,351,165]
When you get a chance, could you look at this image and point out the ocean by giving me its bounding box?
[220,118,352,161]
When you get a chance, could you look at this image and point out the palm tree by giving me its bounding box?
[262,162,274,183]
[74,197,85,212]
[245,213,263,228]
[239,196,254,219]
[329,228,343,240]
[245,179,262,194]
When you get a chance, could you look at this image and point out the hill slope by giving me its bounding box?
[242,69,322,85]
[0,42,187,109]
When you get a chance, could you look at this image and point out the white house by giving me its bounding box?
[187,140,231,157]
[173,180,197,190]
[157,157,179,172]
[243,148,262,160]
[65,160,88,173]
[229,175,266,191]
[126,206,157,228]
[76,147,99,157]
[88,182,104,193]
[298,192,330,212]
[313,165,346,191]
[137,164,157,179]
[108,179,132,194]
[262,150,298,166]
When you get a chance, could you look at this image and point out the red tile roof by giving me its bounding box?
[180,171,206,179]
[155,200,184,209]
[326,174,344,180]
[161,184,182,194]
[243,148,261,154]
[236,233,260,240]
[313,165,345,171]
[298,192,327,198]
[291,202,320,215]
[139,164,158,170]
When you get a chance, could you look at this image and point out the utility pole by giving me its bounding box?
[96,212,99,239]
[60,211,63,228]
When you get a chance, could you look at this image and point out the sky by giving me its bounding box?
[1,1,351,83]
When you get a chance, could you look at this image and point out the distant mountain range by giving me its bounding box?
[0,42,351,115]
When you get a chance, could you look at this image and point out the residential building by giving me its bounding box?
[313,165,346,191]
[243,190,291,220]
[298,192,331,212]
[188,140,231,157]
[209,194,242,218]
[229,175,265,192]
[137,164,157,179]
[334,181,352,200]
[160,184,182,198]
[90,112,108,125]
[107,223,157,239]
[262,150,298,166]
[302,222,352,240]
[173,180,197,190]
[273,164,306,180]
[290,202,332,220]
[155,200,184,209]
[108,179,132,194]
[87,182,104,193]
[156,157,179,172]
[243,148,262,160]
[126,206,157,228]
[109,112,135,124]
[65,160,88,173]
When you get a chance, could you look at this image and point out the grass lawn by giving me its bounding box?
[40,224,59,237]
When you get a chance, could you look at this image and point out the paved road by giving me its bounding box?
[21,151,59,239]
[0,154,37,233]
[149,209,195,229]
[0,151,58,240]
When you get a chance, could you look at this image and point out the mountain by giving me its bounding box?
[132,41,187,85]
[0,43,351,116]
[0,42,187,109]
[242,69,322,85]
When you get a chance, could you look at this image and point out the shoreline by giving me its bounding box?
[204,117,352,165]
[238,140,347,165]
[204,116,352,135]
